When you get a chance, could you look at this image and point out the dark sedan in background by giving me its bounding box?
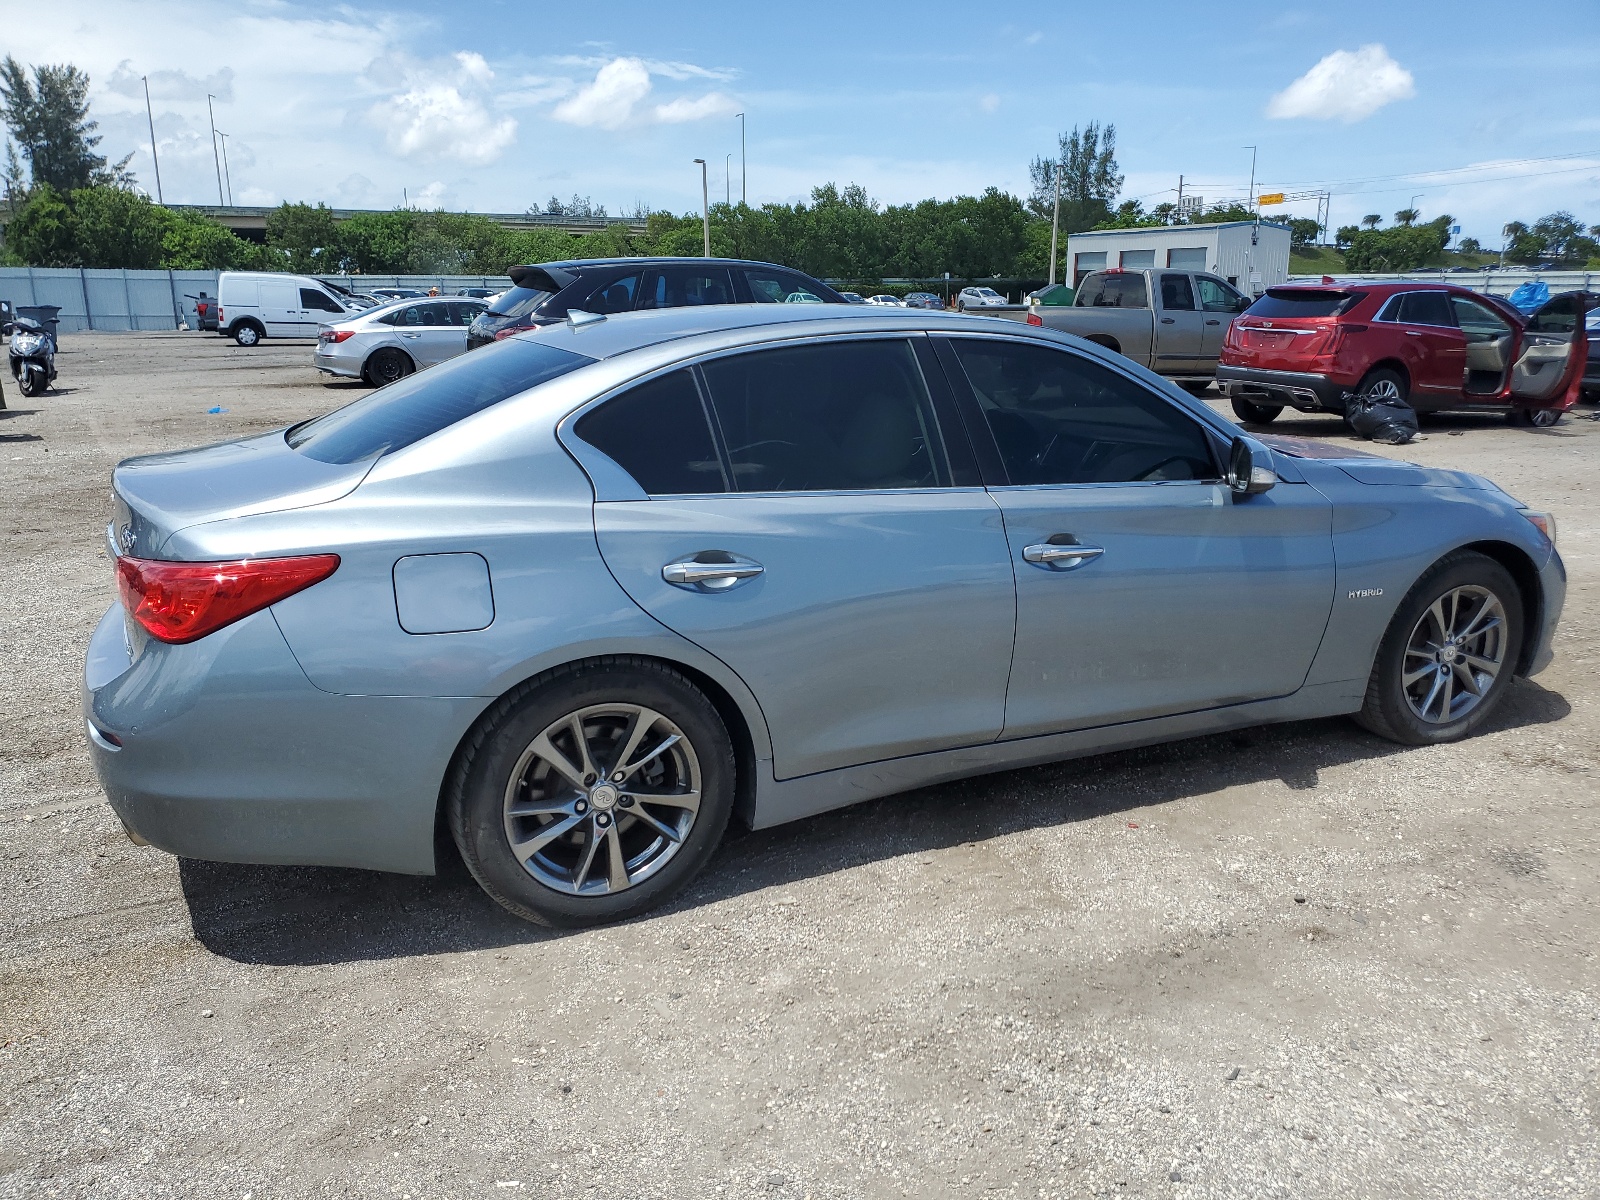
[466,258,847,349]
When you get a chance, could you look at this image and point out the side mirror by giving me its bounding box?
[1,322,12,335]
[1228,435,1277,495]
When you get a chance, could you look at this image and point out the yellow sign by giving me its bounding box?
[1256,192,1286,207]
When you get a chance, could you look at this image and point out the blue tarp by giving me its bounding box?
[1506,281,1549,313]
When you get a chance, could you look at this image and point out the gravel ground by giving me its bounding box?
[2,332,1597,1199]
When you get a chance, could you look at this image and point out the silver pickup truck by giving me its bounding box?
[1009,269,1253,393]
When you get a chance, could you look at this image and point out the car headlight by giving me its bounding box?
[1521,510,1557,548]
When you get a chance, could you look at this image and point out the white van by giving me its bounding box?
[216,272,356,346]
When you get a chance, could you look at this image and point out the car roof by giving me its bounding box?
[530,257,825,273]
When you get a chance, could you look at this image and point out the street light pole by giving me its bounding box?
[1047,169,1061,288]
[1244,145,1257,216]
[207,94,225,206]
[141,76,163,204]
[218,132,234,206]
[726,154,731,208]
[736,113,746,205]
[693,159,710,257]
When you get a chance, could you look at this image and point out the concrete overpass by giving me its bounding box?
[168,205,650,243]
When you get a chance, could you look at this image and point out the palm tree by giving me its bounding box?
[1361,214,1382,229]
[1394,208,1419,228]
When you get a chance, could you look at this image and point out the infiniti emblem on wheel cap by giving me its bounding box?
[589,783,620,811]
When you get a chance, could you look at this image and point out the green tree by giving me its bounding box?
[2,182,77,264]
[1361,213,1382,229]
[70,185,169,267]
[1277,217,1320,247]
[0,57,130,193]
[1393,208,1419,228]
[1334,224,1360,251]
[1457,236,1482,255]
[1343,225,1446,272]
[162,210,265,269]
[1191,202,1255,224]
[1529,211,1593,263]
[1028,122,1121,220]
[265,202,338,272]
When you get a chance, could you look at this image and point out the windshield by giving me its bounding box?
[487,284,553,320]
[288,339,592,464]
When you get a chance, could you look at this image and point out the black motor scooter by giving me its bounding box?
[6,316,56,396]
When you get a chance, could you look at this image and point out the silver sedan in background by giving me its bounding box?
[314,296,488,385]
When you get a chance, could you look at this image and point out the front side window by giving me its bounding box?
[700,340,947,493]
[1160,274,1196,311]
[288,340,591,464]
[1197,277,1249,314]
[1451,296,1512,339]
[573,370,726,495]
[300,288,344,313]
[948,338,1217,486]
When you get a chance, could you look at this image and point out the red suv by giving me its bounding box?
[1217,282,1591,429]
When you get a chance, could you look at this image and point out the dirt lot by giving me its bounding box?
[2,332,1597,1199]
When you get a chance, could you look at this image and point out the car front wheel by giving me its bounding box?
[1355,551,1524,746]
[449,658,737,927]
[1230,396,1282,423]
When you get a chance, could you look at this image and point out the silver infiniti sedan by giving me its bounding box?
[314,296,488,386]
[87,305,1565,927]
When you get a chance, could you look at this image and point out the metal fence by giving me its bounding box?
[1287,269,1597,298]
[0,268,516,334]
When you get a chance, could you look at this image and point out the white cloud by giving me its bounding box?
[979,93,1000,114]
[107,60,235,102]
[552,56,740,129]
[1267,44,1415,123]
[552,57,653,129]
[369,54,517,165]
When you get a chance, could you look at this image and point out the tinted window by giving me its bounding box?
[584,274,642,314]
[300,288,344,313]
[700,340,946,492]
[1197,277,1251,313]
[1245,289,1363,318]
[640,267,733,309]
[1524,293,1585,334]
[949,339,1217,486]
[1075,273,1148,309]
[288,340,591,464]
[574,370,726,495]
[1451,296,1512,338]
[1397,292,1456,327]
[743,267,818,304]
[488,284,551,320]
[1160,274,1195,311]
[450,302,486,326]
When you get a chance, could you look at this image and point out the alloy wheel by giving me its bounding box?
[1364,379,1403,403]
[501,704,702,896]
[1401,585,1508,724]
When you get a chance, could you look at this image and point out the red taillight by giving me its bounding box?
[216,307,224,322]
[1026,312,1043,327]
[493,326,521,341]
[319,329,355,343]
[116,554,340,644]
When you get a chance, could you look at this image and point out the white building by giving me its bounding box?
[1064,221,1292,295]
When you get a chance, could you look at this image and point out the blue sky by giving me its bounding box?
[32,1,1600,245]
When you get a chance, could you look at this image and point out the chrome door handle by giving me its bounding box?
[662,555,764,591]
[400,332,421,339]
[1405,330,1423,337]
[1022,543,1104,569]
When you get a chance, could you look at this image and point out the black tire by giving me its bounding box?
[1180,380,1213,397]
[1510,407,1561,428]
[1355,551,1524,746]
[364,347,413,386]
[448,658,737,928]
[1356,366,1408,406]
[232,321,262,347]
[16,370,36,397]
[1231,397,1283,423]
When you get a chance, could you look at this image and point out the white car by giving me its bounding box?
[216,271,362,346]
[957,286,1008,311]
[866,294,905,306]
[314,296,489,386]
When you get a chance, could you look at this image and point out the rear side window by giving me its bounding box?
[583,274,642,314]
[640,267,734,309]
[1160,274,1195,311]
[1397,292,1456,328]
[288,340,591,464]
[700,340,947,492]
[948,338,1217,486]
[1246,289,1364,318]
[1075,273,1148,309]
[574,371,726,495]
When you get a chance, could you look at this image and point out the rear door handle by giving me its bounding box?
[1405,330,1423,337]
[662,554,764,591]
[1160,317,1175,324]
[1022,543,1104,569]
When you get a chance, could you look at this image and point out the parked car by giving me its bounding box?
[839,292,868,304]
[866,294,905,307]
[88,304,1563,928]
[1583,308,1600,400]
[957,286,1008,311]
[314,296,489,385]
[216,272,361,346]
[1217,283,1594,428]
[467,258,846,349]
[370,288,426,302]
[1019,268,1252,393]
[458,287,496,299]
[903,292,944,310]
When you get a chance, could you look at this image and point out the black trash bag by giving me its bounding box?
[1345,392,1419,444]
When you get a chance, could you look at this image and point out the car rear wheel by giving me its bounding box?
[449,658,737,927]
[364,347,413,386]
[1230,397,1282,423]
[232,321,262,347]
[1355,552,1523,746]
[1356,367,1408,407]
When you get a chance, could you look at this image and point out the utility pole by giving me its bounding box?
[726,154,731,207]
[142,76,163,204]
[207,94,224,206]
[1244,145,1257,217]
[693,159,710,257]
[736,113,746,205]
[218,132,234,206]
[1176,173,1183,221]
[1047,169,1061,287]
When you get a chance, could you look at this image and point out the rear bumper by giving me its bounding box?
[1216,365,1347,411]
[313,349,363,378]
[82,605,483,875]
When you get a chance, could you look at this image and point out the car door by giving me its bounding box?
[299,287,347,338]
[1196,276,1250,364]
[1154,273,1204,373]
[258,281,300,337]
[1508,291,1591,404]
[1393,291,1468,397]
[577,336,1017,780]
[935,335,1336,739]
